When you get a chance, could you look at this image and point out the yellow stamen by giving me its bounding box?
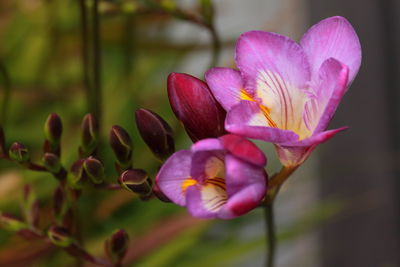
[240,89,278,128]
[181,178,197,193]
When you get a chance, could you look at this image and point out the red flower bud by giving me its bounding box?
[167,73,226,142]
[135,108,174,161]
[9,142,30,163]
[83,156,105,184]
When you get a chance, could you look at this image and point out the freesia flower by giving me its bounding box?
[205,16,361,167]
[156,134,267,219]
[167,73,226,142]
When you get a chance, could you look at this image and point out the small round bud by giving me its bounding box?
[119,169,152,196]
[43,153,62,174]
[68,159,86,189]
[135,108,175,161]
[109,125,133,168]
[9,142,30,163]
[83,157,104,184]
[47,226,74,247]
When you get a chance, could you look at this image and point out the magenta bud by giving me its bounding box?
[0,213,28,232]
[119,169,152,196]
[109,125,133,168]
[48,225,74,247]
[80,114,99,156]
[44,113,63,144]
[43,153,62,174]
[9,142,30,163]
[135,108,175,161]
[167,73,226,142]
[105,229,129,263]
[83,156,104,184]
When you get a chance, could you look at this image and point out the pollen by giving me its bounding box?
[181,178,197,193]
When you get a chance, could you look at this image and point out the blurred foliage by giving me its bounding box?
[0,0,342,266]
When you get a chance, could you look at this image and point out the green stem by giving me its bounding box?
[265,201,276,267]
[79,0,91,105]
[208,25,220,68]
[91,0,102,123]
[0,61,11,126]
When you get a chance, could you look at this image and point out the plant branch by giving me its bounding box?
[264,202,276,267]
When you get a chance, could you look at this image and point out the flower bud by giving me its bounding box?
[105,229,129,263]
[83,156,104,184]
[9,142,30,163]
[0,213,28,232]
[119,169,151,196]
[109,125,133,168]
[47,226,74,247]
[43,153,62,174]
[167,73,226,142]
[44,113,63,144]
[135,108,175,161]
[68,159,86,189]
[80,114,99,156]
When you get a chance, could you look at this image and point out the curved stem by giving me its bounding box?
[265,201,276,267]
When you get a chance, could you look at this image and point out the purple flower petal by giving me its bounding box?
[225,101,299,143]
[218,184,266,219]
[235,31,311,135]
[300,16,361,85]
[312,58,349,133]
[224,154,266,197]
[205,67,245,111]
[190,151,225,183]
[156,150,192,206]
[186,186,219,219]
[279,127,348,147]
[191,138,224,153]
[219,134,266,167]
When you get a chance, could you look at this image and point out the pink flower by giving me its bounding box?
[156,134,267,219]
[205,16,361,167]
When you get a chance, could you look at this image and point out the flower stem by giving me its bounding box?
[265,201,276,267]
[0,61,11,126]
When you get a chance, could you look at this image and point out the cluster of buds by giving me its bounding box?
[68,156,105,189]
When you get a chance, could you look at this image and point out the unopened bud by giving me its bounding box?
[105,229,129,263]
[47,226,74,247]
[167,73,226,142]
[109,125,133,168]
[80,114,99,156]
[0,213,28,232]
[119,169,151,196]
[43,153,62,173]
[83,157,104,184]
[44,113,63,144]
[9,142,30,163]
[135,108,175,161]
[68,159,86,189]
